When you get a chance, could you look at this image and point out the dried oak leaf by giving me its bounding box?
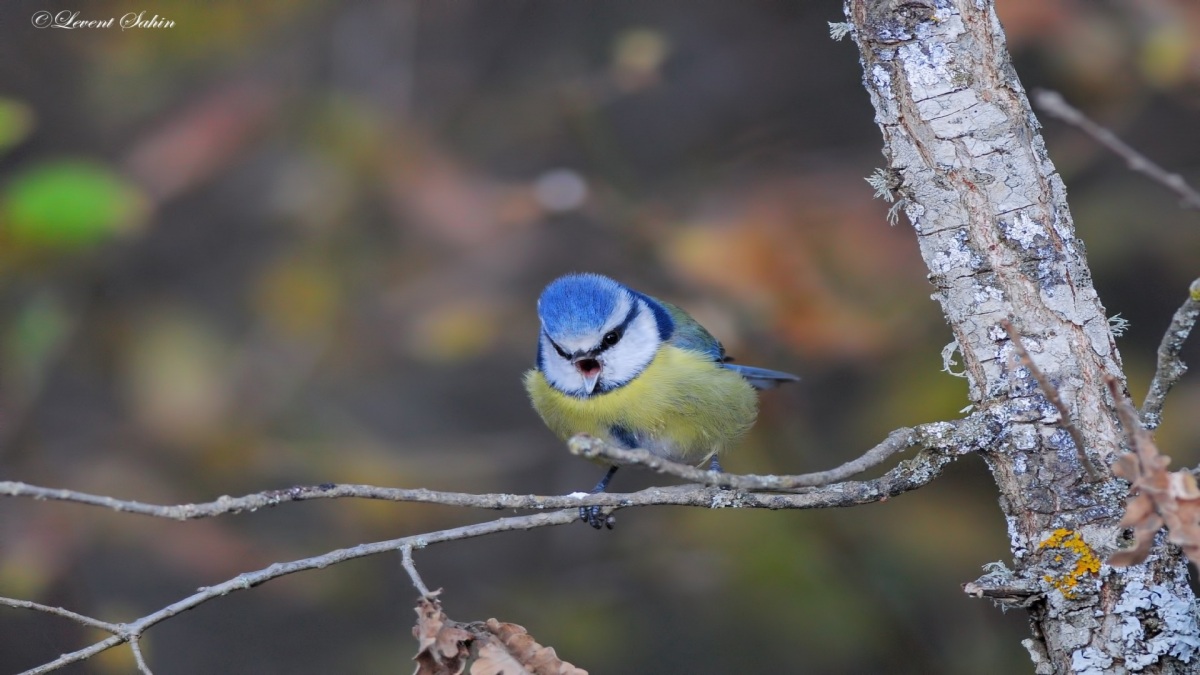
[1109,449,1200,567]
[1162,471,1200,563]
[412,596,472,675]
[470,639,533,675]
[1110,452,1166,567]
[481,619,588,675]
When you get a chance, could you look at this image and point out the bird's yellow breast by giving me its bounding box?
[524,345,757,464]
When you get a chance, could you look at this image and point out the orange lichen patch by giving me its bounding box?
[1038,528,1101,599]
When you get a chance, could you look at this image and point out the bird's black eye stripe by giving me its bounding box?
[595,301,639,355]
[545,333,570,359]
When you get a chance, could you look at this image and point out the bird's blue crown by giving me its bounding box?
[537,273,629,338]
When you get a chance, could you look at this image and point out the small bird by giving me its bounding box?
[524,273,799,528]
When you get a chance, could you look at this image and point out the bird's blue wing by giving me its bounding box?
[646,294,799,389]
[721,363,801,390]
[650,297,725,361]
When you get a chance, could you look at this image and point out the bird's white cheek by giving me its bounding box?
[540,341,585,394]
[598,309,660,386]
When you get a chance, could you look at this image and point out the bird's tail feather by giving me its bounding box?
[722,363,800,390]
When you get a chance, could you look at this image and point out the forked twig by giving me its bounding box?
[1,416,987,673]
[1141,279,1200,429]
[401,544,433,598]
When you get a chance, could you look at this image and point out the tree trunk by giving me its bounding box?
[843,1,1200,672]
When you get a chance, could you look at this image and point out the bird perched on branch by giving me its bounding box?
[524,273,799,528]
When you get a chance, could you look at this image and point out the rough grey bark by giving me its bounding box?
[843,1,1200,673]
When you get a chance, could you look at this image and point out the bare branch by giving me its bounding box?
[569,422,956,490]
[1001,320,1100,480]
[0,419,974,516]
[12,510,581,674]
[1141,278,1200,429]
[1033,89,1200,210]
[12,446,967,674]
[2,415,989,673]
[18,635,127,675]
[401,544,433,598]
[131,639,154,675]
[961,579,1040,609]
[0,597,121,633]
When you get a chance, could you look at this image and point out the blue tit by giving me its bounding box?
[524,273,799,528]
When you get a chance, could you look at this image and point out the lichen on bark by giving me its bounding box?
[844,0,1200,671]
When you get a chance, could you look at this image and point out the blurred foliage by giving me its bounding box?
[0,0,1198,673]
[0,160,146,252]
[0,97,34,155]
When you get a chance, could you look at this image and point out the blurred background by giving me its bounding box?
[0,1,1198,673]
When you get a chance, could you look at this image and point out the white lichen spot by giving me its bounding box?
[1006,515,1030,561]
[905,201,926,233]
[974,284,1002,305]
[898,39,957,101]
[1114,575,1200,669]
[1050,209,1076,249]
[1003,212,1044,250]
[710,491,740,509]
[932,4,955,25]
[871,64,893,100]
[1071,647,1113,675]
[930,239,973,275]
[972,282,1004,313]
[568,492,590,499]
[1023,639,1055,675]
[1012,452,1027,474]
[1011,424,1038,452]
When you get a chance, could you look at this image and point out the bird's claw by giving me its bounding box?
[579,505,615,530]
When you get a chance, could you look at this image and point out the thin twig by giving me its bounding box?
[0,435,969,525]
[130,639,154,675]
[1141,278,1200,429]
[1001,320,1100,480]
[2,415,989,674]
[0,420,968,516]
[1107,377,1154,473]
[9,510,579,675]
[569,424,945,490]
[19,635,127,675]
[1033,89,1200,210]
[401,544,432,597]
[0,597,121,633]
[8,438,966,674]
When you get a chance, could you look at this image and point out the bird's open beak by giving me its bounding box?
[574,357,602,394]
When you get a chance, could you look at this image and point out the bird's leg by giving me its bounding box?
[708,455,723,473]
[580,466,618,529]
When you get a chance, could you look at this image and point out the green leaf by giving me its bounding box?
[1,160,146,250]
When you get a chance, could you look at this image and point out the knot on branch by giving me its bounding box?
[963,561,1042,610]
